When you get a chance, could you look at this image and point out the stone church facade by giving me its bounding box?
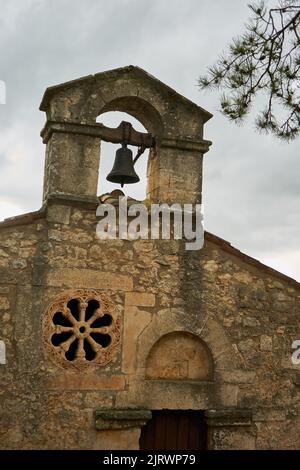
[0,66,299,450]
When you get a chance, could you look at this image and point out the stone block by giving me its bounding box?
[47,204,71,224]
[218,370,256,384]
[46,268,133,291]
[125,292,155,307]
[11,259,27,270]
[46,374,125,391]
[93,428,141,450]
[122,306,152,374]
[254,409,286,422]
[84,393,114,409]
[219,385,238,407]
[260,335,273,352]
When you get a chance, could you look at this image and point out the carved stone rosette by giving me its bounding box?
[43,289,121,370]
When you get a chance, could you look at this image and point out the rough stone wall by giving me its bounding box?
[1,66,299,450]
[0,202,299,450]
[200,236,300,449]
[0,214,47,448]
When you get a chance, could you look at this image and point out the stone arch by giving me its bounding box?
[145,331,213,381]
[40,66,212,204]
[98,96,164,137]
[96,106,153,198]
[40,66,211,137]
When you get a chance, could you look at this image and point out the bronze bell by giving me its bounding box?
[106,143,140,187]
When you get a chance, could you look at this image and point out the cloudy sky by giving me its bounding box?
[0,0,299,281]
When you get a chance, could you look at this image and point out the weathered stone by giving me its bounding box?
[0,66,299,451]
[238,339,256,354]
[155,257,170,266]
[218,370,256,384]
[95,409,151,430]
[48,229,69,242]
[46,268,133,291]
[11,259,27,269]
[0,258,9,268]
[145,331,213,380]
[125,292,155,307]
[47,204,71,224]
[260,335,273,351]
[0,248,9,257]
[203,260,218,272]
[83,393,113,409]
[122,306,151,374]
[46,374,125,391]
[219,385,239,407]
[0,287,9,294]
[93,428,141,450]
[254,409,286,422]
[0,297,9,310]
[242,317,260,327]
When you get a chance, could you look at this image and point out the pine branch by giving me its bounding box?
[199,1,300,141]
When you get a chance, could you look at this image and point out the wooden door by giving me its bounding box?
[139,410,207,450]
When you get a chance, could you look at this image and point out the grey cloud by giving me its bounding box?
[0,0,299,279]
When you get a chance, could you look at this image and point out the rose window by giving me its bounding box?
[43,290,120,370]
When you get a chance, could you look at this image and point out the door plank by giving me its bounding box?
[139,410,207,450]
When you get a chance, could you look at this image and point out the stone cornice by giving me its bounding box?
[159,136,212,153]
[205,408,253,427]
[46,193,99,208]
[95,409,152,430]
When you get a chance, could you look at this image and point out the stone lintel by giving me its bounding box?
[41,120,155,147]
[41,121,211,154]
[205,408,253,427]
[95,409,152,430]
